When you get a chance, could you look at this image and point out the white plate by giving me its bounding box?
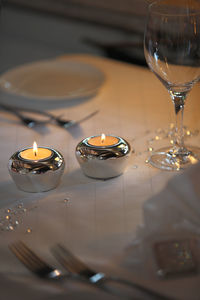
[0,59,104,100]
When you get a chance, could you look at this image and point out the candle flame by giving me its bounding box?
[101,133,106,144]
[33,141,38,157]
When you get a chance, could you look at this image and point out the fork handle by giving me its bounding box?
[0,103,53,120]
[0,103,26,119]
[105,276,174,300]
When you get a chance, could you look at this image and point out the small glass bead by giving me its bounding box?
[132,165,138,169]
[8,225,14,231]
[26,228,32,234]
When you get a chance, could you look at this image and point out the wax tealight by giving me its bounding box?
[20,147,52,161]
[8,145,65,193]
[88,134,119,147]
[76,135,131,179]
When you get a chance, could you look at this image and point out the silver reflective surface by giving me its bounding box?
[8,148,65,192]
[76,136,131,179]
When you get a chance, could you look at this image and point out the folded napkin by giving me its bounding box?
[143,162,200,235]
[114,162,200,300]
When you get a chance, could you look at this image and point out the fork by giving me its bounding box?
[52,244,174,300]
[12,106,99,129]
[9,242,171,299]
[0,103,98,129]
[9,241,64,279]
[0,104,50,128]
[9,242,144,300]
[9,241,144,299]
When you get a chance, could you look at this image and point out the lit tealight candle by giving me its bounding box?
[88,134,119,147]
[20,142,53,161]
[76,134,131,179]
[8,142,65,193]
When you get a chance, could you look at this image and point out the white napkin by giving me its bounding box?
[143,162,200,235]
[114,162,200,300]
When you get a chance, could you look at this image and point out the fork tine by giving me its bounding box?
[9,241,48,272]
[12,241,46,267]
[10,243,38,272]
[17,241,46,266]
[52,245,82,273]
[52,246,173,299]
[52,244,93,274]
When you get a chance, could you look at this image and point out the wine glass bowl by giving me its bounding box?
[144,0,200,170]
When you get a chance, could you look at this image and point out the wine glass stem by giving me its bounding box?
[172,94,186,150]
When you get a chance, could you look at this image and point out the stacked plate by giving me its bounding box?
[0,58,104,100]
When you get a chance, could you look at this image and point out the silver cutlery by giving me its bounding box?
[9,241,63,279]
[9,241,173,299]
[8,241,142,300]
[52,244,174,300]
[52,110,99,129]
[0,103,98,129]
[0,104,50,128]
[14,106,99,129]
[9,241,89,283]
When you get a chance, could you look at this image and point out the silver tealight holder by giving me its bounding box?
[75,134,131,179]
[8,143,65,193]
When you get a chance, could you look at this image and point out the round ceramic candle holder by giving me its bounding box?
[75,135,131,179]
[8,147,65,193]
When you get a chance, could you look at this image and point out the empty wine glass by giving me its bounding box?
[144,0,200,170]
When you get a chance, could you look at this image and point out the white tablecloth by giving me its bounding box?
[0,6,200,300]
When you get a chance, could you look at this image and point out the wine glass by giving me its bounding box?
[144,0,200,170]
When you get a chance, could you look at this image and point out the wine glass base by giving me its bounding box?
[149,146,200,171]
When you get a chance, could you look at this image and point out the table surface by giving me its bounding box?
[0,5,200,300]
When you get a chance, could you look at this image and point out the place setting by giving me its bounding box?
[0,56,105,101]
[0,54,105,136]
[0,0,200,299]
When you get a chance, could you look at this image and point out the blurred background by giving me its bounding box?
[1,0,153,67]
